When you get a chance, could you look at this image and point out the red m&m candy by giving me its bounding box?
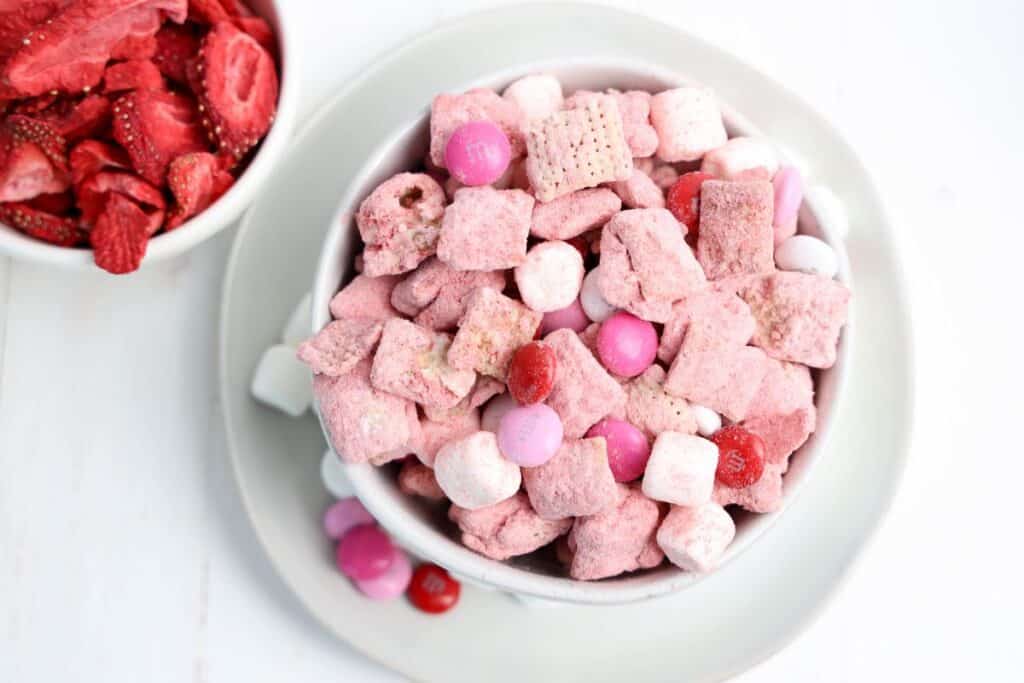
[711,425,766,488]
[408,563,461,614]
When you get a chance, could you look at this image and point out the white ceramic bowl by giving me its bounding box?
[311,59,853,605]
[0,0,300,272]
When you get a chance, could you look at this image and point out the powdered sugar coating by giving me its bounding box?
[543,328,626,438]
[297,318,383,377]
[430,89,524,168]
[447,287,542,380]
[530,188,622,240]
[370,319,476,409]
[449,492,572,561]
[437,187,534,271]
[567,484,664,580]
[522,437,618,520]
[356,172,446,276]
[696,180,775,280]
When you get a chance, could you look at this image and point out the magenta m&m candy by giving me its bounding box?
[354,548,413,600]
[335,524,396,581]
[587,418,651,482]
[444,121,512,186]
[539,298,590,336]
[497,403,563,467]
[596,311,658,378]
[323,497,375,540]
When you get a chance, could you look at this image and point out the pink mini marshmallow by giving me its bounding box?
[656,502,735,572]
[329,273,401,322]
[607,168,666,209]
[543,328,627,438]
[530,188,622,240]
[437,187,534,271]
[370,319,476,409]
[701,137,779,181]
[501,74,563,120]
[522,437,618,520]
[433,431,522,510]
[649,87,727,162]
[447,287,542,380]
[696,180,776,281]
[449,492,572,561]
[398,460,447,501]
[356,173,446,276]
[657,289,756,364]
[514,240,585,313]
[412,409,481,467]
[713,461,785,513]
[598,208,706,323]
[642,432,719,506]
[567,484,664,580]
[297,318,383,377]
[616,365,697,440]
[429,88,525,168]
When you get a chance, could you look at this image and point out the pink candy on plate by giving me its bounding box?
[354,547,413,600]
[335,524,396,581]
[323,498,376,540]
[596,311,658,378]
[444,121,512,186]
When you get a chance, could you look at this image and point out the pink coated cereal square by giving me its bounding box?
[437,187,534,271]
[745,359,814,421]
[567,484,664,580]
[398,460,447,501]
[530,188,622,240]
[741,405,816,468]
[543,328,627,438]
[696,180,775,280]
[313,357,418,464]
[422,376,505,423]
[296,318,383,378]
[447,287,542,380]
[649,86,727,162]
[522,437,618,520]
[598,208,706,323]
[391,257,506,329]
[329,274,401,322]
[658,289,755,364]
[565,90,658,158]
[370,319,476,409]
[448,492,572,561]
[524,94,633,202]
[618,365,697,440]
[412,408,481,467]
[713,461,785,513]
[356,173,447,276]
[429,88,525,168]
[738,271,851,369]
[608,167,666,209]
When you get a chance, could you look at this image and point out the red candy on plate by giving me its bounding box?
[711,425,766,488]
[408,563,461,614]
[506,341,557,405]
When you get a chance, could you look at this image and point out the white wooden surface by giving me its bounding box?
[2,1,1021,680]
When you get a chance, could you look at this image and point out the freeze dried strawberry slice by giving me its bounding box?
[27,190,74,214]
[165,151,232,229]
[0,115,70,201]
[235,16,274,55]
[153,23,199,84]
[5,115,68,172]
[2,0,188,97]
[53,95,112,141]
[12,93,60,115]
[70,139,131,184]
[0,201,81,246]
[111,88,207,185]
[104,59,164,92]
[90,192,150,273]
[0,0,69,59]
[196,21,277,161]
[76,169,165,224]
[111,32,158,60]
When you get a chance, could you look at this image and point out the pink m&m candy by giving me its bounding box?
[335,524,395,581]
[596,311,658,378]
[323,497,375,540]
[444,121,512,186]
[497,403,563,467]
[355,548,413,600]
[587,418,651,482]
[539,298,590,336]
[772,165,803,244]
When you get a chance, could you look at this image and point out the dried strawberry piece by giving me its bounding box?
[0,0,69,60]
[27,191,75,215]
[0,201,81,246]
[104,59,165,92]
[70,139,131,184]
[234,16,275,55]
[2,0,189,97]
[219,0,255,17]
[188,0,231,24]
[153,23,199,84]
[111,88,208,185]
[0,115,70,201]
[5,115,68,172]
[165,150,232,229]
[90,192,150,273]
[12,93,60,115]
[111,33,158,60]
[53,95,112,141]
[77,170,165,225]
[195,21,277,162]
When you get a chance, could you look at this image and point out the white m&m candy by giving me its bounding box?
[579,267,618,323]
[775,235,839,279]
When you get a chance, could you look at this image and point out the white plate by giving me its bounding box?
[219,4,913,682]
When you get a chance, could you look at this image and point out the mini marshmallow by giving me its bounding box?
[701,137,779,180]
[296,318,383,377]
[579,267,618,323]
[429,88,525,168]
[691,405,722,437]
[649,86,727,162]
[433,431,522,510]
[804,184,850,239]
[522,437,618,520]
[282,292,312,346]
[449,492,572,560]
[696,180,775,281]
[775,235,839,279]
[642,432,719,506]
[530,188,622,240]
[398,460,447,501]
[567,484,664,580]
[447,287,542,380]
[356,173,446,276]
[502,74,563,120]
[370,319,476,409]
[437,187,534,271]
[251,345,313,417]
[514,241,585,313]
[656,502,735,573]
[321,449,355,499]
[607,168,666,209]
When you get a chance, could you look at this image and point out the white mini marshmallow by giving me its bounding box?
[642,432,719,506]
[481,393,519,433]
[320,449,355,499]
[434,431,522,510]
[251,345,313,417]
[282,292,313,347]
[657,502,735,573]
[804,184,850,239]
[502,73,563,120]
[514,241,584,313]
[649,86,727,162]
[701,137,779,180]
[775,234,839,279]
[691,405,722,437]
[579,267,617,323]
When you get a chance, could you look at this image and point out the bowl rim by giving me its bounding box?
[0,0,302,272]
[310,57,854,604]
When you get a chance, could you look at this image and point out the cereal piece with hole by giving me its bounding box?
[447,287,542,380]
[356,172,446,276]
[713,461,785,513]
[524,94,633,202]
[514,240,585,313]
[701,137,779,180]
[656,502,735,572]
[429,88,525,167]
[370,319,476,409]
[738,271,851,369]
[530,188,622,240]
[412,409,481,467]
[391,257,506,330]
[616,365,697,439]
[649,87,727,162]
[543,328,627,438]
[329,273,401,321]
[437,187,534,270]
[607,167,666,209]
[433,431,522,510]
[642,432,719,506]
[449,492,572,561]
[296,318,383,377]
[696,180,775,280]
[566,484,664,580]
[658,289,755,363]
[598,208,706,323]
[522,437,618,520]
[398,460,447,501]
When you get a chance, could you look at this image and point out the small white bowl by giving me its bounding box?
[0,0,300,272]
[311,59,853,605]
